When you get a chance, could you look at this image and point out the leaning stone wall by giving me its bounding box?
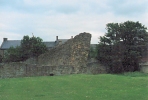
[0,33,108,78]
[38,32,91,73]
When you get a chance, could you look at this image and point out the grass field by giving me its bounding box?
[0,72,148,100]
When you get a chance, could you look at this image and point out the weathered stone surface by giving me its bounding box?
[140,62,148,73]
[0,33,108,78]
[140,44,148,73]
[0,62,75,78]
[38,32,91,73]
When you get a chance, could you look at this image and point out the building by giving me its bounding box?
[0,35,98,59]
[0,36,71,57]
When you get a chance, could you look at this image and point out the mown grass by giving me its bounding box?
[0,72,148,100]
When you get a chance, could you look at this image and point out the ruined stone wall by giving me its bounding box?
[140,44,148,73]
[0,61,107,78]
[38,32,91,73]
[0,33,109,78]
[0,62,75,78]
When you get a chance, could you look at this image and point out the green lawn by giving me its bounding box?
[0,72,148,100]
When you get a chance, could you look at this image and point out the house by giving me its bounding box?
[0,35,98,58]
[0,36,71,57]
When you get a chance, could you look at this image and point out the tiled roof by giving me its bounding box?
[0,40,57,50]
[0,40,21,50]
[58,39,69,43]
[43,42,56,48]
[0,38,77,50]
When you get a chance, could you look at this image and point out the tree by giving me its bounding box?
[21,36,48,60]
[89,45,98,59]
[3,46,22,62]
[97,21,148,73]
[29,36,48,57]
[20,35,31,60]
[0,55,3,63]
[4,35,48,62]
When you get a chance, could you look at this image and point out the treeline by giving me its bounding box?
[3,36,48,62]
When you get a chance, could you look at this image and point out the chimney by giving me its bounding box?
[56,36,58,41]
[71,36,73,39]
[3,38,7,42]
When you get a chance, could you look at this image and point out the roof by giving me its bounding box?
[0,40,59,50]
[0,40,21,50]
[59,39,69,43]
[43,42,56,48]
[57,39,69,44]
[0,39,69,50]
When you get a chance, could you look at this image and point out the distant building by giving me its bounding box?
[0,36,97,58]
[0,36,71,57]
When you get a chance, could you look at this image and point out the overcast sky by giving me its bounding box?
[0,0,148,44]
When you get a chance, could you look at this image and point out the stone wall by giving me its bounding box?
[140,62,148,73]
[140,44,148,73]
[0,32,147,78]
[0,61,107,78]
[0,33,107,78]
[0,62,75,78]
[140,60,148,73]
[38,32,91,73]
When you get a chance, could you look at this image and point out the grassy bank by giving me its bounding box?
[0,72,148,100]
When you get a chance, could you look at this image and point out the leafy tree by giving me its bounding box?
[89,45,98,58]
[4,35,48,62]
[0,55,3,63]
[21,36,48,59]
[20,35,31,60]
[3,46,22,62]
[21,36,48,60]
[29,36,48,57]
[97,21,148,73]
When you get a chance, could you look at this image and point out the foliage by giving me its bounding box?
[0,55,2,63]
[88,45,98,58]
[3,46,22,62]
[4,36,48,62]
[97,21,148,73]
[0,74,147,100]
[21,36,48,60]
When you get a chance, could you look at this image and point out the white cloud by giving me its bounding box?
[0,0,148,45]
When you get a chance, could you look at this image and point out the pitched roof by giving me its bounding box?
[0,40,21,50]
[43,42,56,48]
[57,39,69,44]
[60,39,69,43]
[0,40,57,50]
[0,38,72,50]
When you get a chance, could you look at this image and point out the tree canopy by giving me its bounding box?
[97,21,148,73]
[21,36,48,60]
[3,36,48,62]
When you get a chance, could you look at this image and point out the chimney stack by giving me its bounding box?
[3,38,7,42]
[56,36,58,41]
[71,36,73,39]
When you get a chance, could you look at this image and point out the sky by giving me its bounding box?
[0,0,148,45]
